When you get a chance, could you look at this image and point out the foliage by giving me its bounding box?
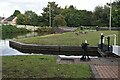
[11,10,21,17]
[17,14,29,26]
[25,10,39,26]
[112,0,120,27]
[1,25,29,33]
[61,6,92,27]
[2,25,17,33]
[93,5,109,26]
[37,16,45,27]
[93,0,120,27]
[2,55,91,78]
[53,14,66,27]
[36,27,53,33]
[41,2,61,27]
[16,1,120,27]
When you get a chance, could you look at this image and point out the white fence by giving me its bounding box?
[17,25,39,31]
[112,45,120,56]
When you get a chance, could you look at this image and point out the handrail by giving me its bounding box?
[104,34,116,45]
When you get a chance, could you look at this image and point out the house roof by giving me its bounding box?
[5,16,16,21]
[0,17,5,21]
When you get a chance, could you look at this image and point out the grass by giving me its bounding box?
[2,55,91,78]
[15,31,119,46]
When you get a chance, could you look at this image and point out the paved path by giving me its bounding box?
[94,65,118,78]
[57,56,120,79]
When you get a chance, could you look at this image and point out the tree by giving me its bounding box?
[53,14,66,27]
[41,2,61,26]
[37,16,45,27]
[25,10,39,26]
[61,5,77,27]
[12,10,21,17]
[112,0,120,27]
[93,6,109,26]
[16,14,29,27]
[78,10,93,26]
[93,6,103,26]
[92,0,120,27]
[61,5,92,27]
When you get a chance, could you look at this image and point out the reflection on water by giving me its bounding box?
[2,32,40,40]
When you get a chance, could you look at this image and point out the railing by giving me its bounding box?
[112,45,120,56]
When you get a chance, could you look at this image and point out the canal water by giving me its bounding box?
[1,32,43,56]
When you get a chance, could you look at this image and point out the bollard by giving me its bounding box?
[80,40,90,61]
[80,26,83,30]
[107,36,110,51]
[96,26,99,31]
[100,33,104,51]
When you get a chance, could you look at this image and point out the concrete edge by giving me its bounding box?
[90,65,101,80]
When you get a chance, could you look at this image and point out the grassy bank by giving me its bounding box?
[15,31,119,46]
[2,55,91,78]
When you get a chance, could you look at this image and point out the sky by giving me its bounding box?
[0,0,115,17]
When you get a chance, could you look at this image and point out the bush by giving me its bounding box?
[1,25,30,33]
[36,27,53,33]
[18,28,30,33]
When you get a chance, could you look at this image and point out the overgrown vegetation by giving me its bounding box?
[15,31,119,46]
[1,25,30,33]
[2,55,91,78]
[36,27,53,33]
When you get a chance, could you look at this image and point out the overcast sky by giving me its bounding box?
[0,0,114,17]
